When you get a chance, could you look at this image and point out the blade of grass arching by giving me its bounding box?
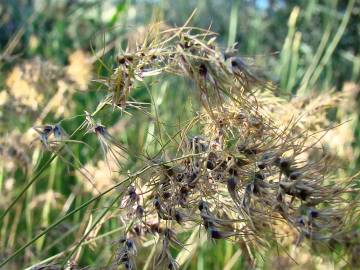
[297,22,332,94]
[0,214,9,250]
[8,204,23,250]
[25,225,126,270]
[0,160,3,194]
[308,0,355,89]
[278,6,300,93]
[73,214,94,263]
[224,240,233,267]
[176,227,205,267]
[144,81,168,151]
[40,223,80,256]
[25,148,41,246]
[227,1,238,48]
[36,157,58,252]
[0,152,57,223]
[352,55,360,82]
[224,249,242,270]
[341,51,360,82]
[142,238,158,270]
[60,192,123,267]
[286,31,302,92]
[25,172,35,255]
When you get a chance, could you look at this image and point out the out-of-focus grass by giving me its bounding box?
[0,0,359,269]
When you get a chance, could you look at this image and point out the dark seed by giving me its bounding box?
[309,210,319,218]
[53,125,62,138]
[163,192,171,199]
[254,172,265,181]
[206,160,215,170]
[289,171,301,180]
[117,56,126,64]
[257,162,266,170]
[199,63,207,77]
[180,186,188,194]
[154,198,161,210]
[126,239,134,249]
[279,158,290,170]
[198,201,208,212]
[227,177,237,191]
[136,205,144,217]
[174,211,182,224]
[228,167,238,176]
[94,125,106,134]
[210,228,223,239]
[236,158,249,167]
[43,125,53,134]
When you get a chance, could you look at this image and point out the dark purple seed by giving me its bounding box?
[190,172,197,181]
[7,146,16,157]
[121,254,129,262]
[279,158,290,170]
[117,56,126,64]
[124,261,131,269]
[298,218,305,226]
[289,171,301,180]
[257,162,265,170]
[199,63,207,77]
[309,210,319,218]
[206,160,215,170]
[133,226,141,235]
[43,125,53,134]
[168,262,175,270]
[163,192,171,199]
[227,177,237,191]
[53,125,62,138]
[228,167,238,176]
[154,198,161,209]
[126,239,134,249]
[180,186,188,194]
[95,125,106,134]
[210,228,223,239]
[136,205,144,217]
[176,173,184,182]
[174,211,182,224]
[198,201,207,212]
[254,172,265,181]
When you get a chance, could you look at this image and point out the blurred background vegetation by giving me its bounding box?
[0,0,359,269]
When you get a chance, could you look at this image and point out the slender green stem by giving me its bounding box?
[0,153,202,267]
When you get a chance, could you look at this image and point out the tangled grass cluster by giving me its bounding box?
[1,22,360,269]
